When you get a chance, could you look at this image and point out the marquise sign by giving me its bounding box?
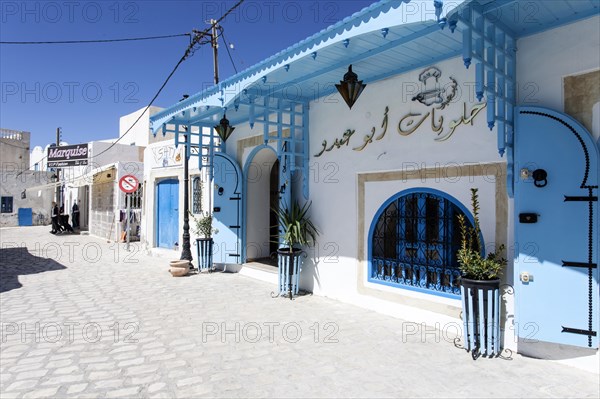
[47,144,89,167]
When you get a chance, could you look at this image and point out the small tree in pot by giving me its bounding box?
[273,200,319,300]
[457,188,506,359]
[191,212,218,272]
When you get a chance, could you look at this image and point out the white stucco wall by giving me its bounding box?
[119,106,167,147]
[517,15,600,141]
[225,56,508,333]
[305,56,503,306]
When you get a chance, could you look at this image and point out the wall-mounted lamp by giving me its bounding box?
[214,113,235,142]
[335,64,367,110]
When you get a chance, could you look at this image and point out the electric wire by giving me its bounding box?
[220,28,239,74]
[89,0,245,160]
[14,0,245,176]
[0,33,191,45]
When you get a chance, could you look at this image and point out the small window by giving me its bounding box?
[125,184,143,209]
[192,177,202,214]
[1,197,14,213]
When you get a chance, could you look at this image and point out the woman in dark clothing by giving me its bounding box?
[50,201,60,234]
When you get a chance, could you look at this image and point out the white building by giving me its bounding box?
[148,0,599,369]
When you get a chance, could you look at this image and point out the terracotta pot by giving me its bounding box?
[169,260,189,277]
[170,260,190,268]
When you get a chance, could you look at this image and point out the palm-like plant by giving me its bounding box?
[273,200,319,253]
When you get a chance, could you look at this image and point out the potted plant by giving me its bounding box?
[191,212,218,272]
[273,200,319,300]
[457,188,506,359]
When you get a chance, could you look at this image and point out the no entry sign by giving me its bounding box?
[119,175,139,194]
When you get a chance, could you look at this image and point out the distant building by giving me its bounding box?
[1,128,54,227]
[27,106,162,240]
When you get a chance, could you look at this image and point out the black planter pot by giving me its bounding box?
[196,238,214,272]
[460,278,501,359]
[277,248,302,300]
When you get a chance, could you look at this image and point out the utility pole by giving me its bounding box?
[208,19,220,220]
[180,19,221,269]
[211,19,219,86]
[55,127,62,205]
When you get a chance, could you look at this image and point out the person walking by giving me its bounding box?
[72,200,80,229]
[50,201,60,234]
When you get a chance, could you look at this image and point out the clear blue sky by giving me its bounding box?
[1,0,376,148]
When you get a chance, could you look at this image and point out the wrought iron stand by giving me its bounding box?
[196,238,214,272]
[455,279,513,360]
[272,248,303,300]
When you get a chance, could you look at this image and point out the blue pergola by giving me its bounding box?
[150,0,599,199]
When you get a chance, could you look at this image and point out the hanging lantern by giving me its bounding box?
[214,113,235,142]
[335,64,367,110]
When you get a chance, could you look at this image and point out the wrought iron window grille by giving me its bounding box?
[371,192,472,296]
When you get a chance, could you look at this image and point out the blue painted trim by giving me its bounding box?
[241,144,278,263]
[367,187,483,300]
[302,103,310,200]
[155,178,179,249]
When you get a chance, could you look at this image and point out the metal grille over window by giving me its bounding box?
[1,196,13,213]
[371,192,471,296]
[192,177,202,214]
[126,184,143,209]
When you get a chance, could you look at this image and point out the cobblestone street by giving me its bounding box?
[1,226,598,398]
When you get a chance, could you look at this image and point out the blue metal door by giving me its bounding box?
[514,107,599,350]
[213,153,243,264]
[156,179,179,249]
[18,208,32,226]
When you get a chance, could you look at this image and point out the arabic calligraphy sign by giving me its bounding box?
[314,66,487,158]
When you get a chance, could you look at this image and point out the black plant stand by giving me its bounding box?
[459,278,501,359]
[196,238,214,272]
[274,248,302,300]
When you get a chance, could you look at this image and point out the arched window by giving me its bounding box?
[192,176,202,214]
[369,189,475,297]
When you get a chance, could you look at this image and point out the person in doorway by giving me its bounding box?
[60,204,74,233]
[50,201,60,234]
[72,200,80,229]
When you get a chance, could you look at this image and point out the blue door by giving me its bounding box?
[18,208,32,226]
[213,153,242,264]
[514,107,599,350]
[156,179,179,249]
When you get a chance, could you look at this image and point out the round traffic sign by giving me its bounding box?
[119,175,139,194]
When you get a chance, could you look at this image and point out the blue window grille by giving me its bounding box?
[192,176,202,214]
[369,189,475,297]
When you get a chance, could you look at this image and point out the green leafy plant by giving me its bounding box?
[273,200,319,253]
[190,212,218,238]
[457,188,506,281]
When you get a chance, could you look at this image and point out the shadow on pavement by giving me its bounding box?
[0,247,67,293]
